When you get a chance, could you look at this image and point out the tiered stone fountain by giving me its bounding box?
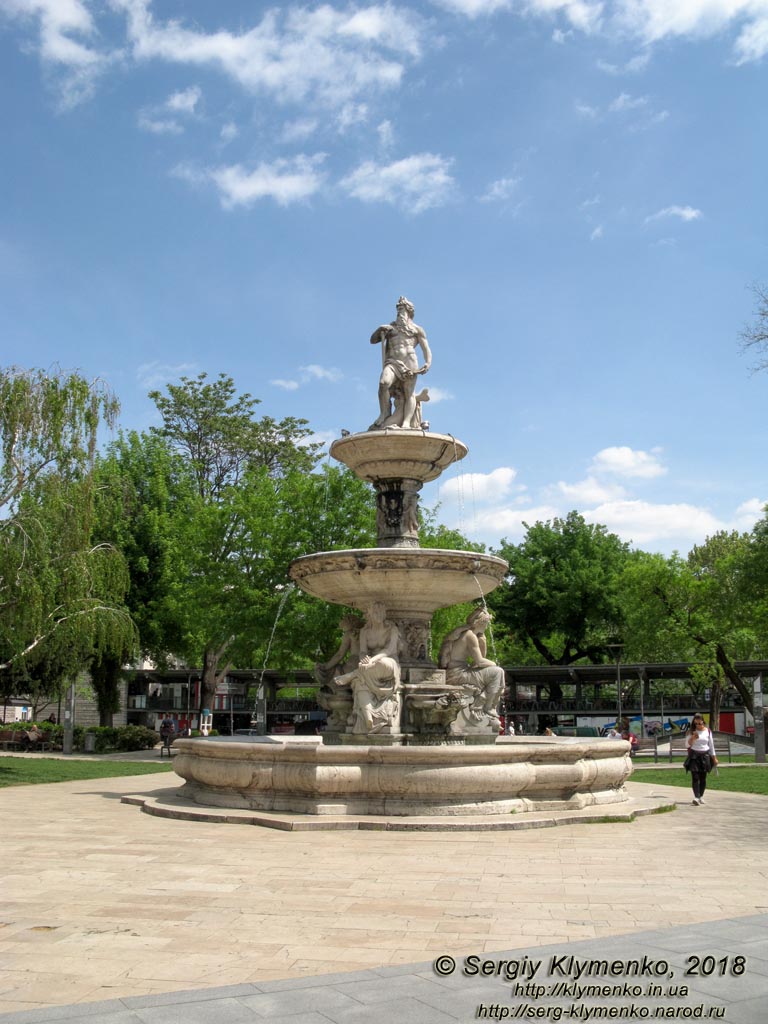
[173,298,632,817]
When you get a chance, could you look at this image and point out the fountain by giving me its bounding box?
[172,298,632,817]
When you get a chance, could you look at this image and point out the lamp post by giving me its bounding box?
[607,643,624,729]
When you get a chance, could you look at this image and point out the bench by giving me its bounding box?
[0,730,24,751]
[0,730,52,752]
[668,733,732,763]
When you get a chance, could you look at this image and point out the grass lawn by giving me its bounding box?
[631,765,768,796]
[0,757,174,788]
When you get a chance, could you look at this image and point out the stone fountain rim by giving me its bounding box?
[174,736,630,764]
[289,547,509,567]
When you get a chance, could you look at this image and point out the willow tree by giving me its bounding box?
[0,368,135,715]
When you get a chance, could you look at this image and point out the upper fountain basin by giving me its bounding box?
[288,547,508,615]
[330,430,467,483]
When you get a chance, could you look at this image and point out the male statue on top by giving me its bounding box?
[369,296,432,430]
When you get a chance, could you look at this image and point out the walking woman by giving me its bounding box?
[686,714,718,805]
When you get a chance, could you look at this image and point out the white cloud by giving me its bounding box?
[220,121,238,143]
[575,101,599,118]
[138,114,183,135]
[280,118,318,143]
[423,385,453,404]
[471,503,562,542]
[609,91,648,112]
[163,85,200,114]
[138,84,201,134]
[440,467,518,504]
[341,153,455,213]
[584,499,724,545]
[336,102,368,132]
[553,476,626,504]
[590,224,604,240]
[731,497,766,531]
[300,364,343,382]
[2,0,109,106]
[377,119,395,150]
[590,446,667,479]
[114,0,423,109]
[173,154,326,209]
[614,1,768,63]
[272,365,344,391]
[645,205,702,223]
[432,0,602,32]
[137,360,199,388]
[478,176,520,202]
[597,53,651,74]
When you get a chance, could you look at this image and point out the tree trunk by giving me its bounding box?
[90,655,122,726]
[709,683,723,732]
[200,641,234,715]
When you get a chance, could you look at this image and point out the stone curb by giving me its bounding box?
[121,786,676,832]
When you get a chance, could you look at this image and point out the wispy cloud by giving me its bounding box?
[590,224,604,241]
[115,0,424,109]
[645,205,702,224]
[173,155,326,209]
[271,365,343,391]
[2,0,110,107]
[138,84,202,134]
[608,92,648,112]
[341,153,455,213]
[300,364,343,382]
[597,53,651,75]
[478,176,520,203]
[137,360,199,389]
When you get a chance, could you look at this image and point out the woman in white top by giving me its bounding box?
[686,714,718,805]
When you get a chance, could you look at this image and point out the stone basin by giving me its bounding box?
[330,430,467,483]
[172,735,633,816]
[288,547,508,614]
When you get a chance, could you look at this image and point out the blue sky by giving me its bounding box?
[1,0,767,556]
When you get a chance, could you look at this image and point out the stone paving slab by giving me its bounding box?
[0,772,767,1019]
[2,915,767,1023]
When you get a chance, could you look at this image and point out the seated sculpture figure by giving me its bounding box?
[438,607,504,734]
[314,614,364,732]
[334,602,403,734]
[314,613,365,685]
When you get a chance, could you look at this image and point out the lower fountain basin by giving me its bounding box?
[288,547,508,614]
[173,736,632,816]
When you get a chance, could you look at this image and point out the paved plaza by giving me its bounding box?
[1,763,767,1022]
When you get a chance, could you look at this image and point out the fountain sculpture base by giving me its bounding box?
[172,736,632,817]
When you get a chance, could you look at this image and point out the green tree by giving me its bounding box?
[0,368,135,695]
[619,532,765,728]
[142,374,373,710]
[489,511,631,665]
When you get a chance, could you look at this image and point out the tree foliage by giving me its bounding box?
[125,374,377,709]
[618,532,766,726]
[489,511,631,665]
[0,368,135,703]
